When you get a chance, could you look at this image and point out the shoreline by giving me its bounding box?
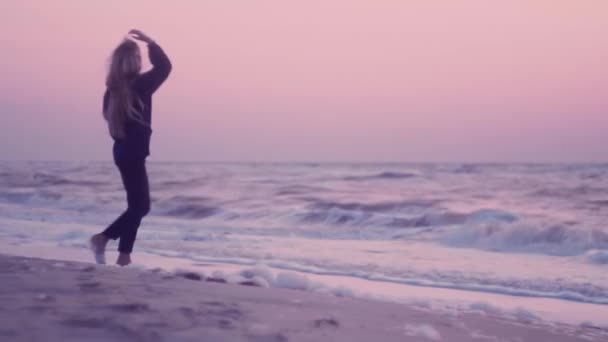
[2,241,608,328]
[1,253,607,341]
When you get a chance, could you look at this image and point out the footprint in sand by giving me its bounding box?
[248,332,289,342]
[81,265,96,272]
[217,318,235,330]
[177,271,203,281]
[205,277,227,283]
[239,280,262,287]
[215,307,244,320]
[201,301,225,307]
[78,281,102,291]
[200,304,244,321]
[313,318,340,328]
[179,307,196,317]
[0,329,17,337]
[194,302,250,331]
[106,302,150,313]
[62,317,108,329]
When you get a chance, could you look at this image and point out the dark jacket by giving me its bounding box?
[103,42,172,159]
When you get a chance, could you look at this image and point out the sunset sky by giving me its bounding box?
[1,1,606,162]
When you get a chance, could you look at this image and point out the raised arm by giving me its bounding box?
[130,29,172,94]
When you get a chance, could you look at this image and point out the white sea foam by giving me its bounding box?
[442,222,608,256]
[403,324,441,341]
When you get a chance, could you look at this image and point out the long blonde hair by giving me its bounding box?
[103,39,147,139]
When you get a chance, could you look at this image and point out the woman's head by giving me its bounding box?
[103,39,146,139]
[107,39,141,86]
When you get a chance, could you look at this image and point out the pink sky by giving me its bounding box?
[1,1,606,162]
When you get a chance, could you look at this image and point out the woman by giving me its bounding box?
[90,29,172,266]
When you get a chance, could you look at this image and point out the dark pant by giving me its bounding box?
[103,155,150,253]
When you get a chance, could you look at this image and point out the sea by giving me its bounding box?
[1,161,607,325]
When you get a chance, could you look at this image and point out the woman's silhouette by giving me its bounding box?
[90,29,172,266]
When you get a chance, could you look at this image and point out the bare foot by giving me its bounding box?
[116,253,132,267]
[89,234,109,264]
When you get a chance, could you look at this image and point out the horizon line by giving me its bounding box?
[1,159,607,165]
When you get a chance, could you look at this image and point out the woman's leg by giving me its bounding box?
[102,158,150,264]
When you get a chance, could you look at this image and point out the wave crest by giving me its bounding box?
[343,171,416,181]
[443,222,608,256]
[157,196,220,219]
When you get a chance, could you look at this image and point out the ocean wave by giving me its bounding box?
[587,250,608,265]
[0,171,106,188]
[0,190,63,204]
[180,232,228,242]
[388,213,465,228]
[307,198,437,213]
[156,196,220,219]
[388,209,517,229]
[295,209,369,225]
[275,184,330,196]
[531,185,608,198]
[450,164,482,174]
[293,198,439,226]
[343,171,416,181]
[442,222,608,256]
[294,203,517,230]
[155,177,208,190]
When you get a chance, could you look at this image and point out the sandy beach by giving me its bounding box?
[1,253,605,342]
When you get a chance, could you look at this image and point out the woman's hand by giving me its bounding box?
[129,29,154,44]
